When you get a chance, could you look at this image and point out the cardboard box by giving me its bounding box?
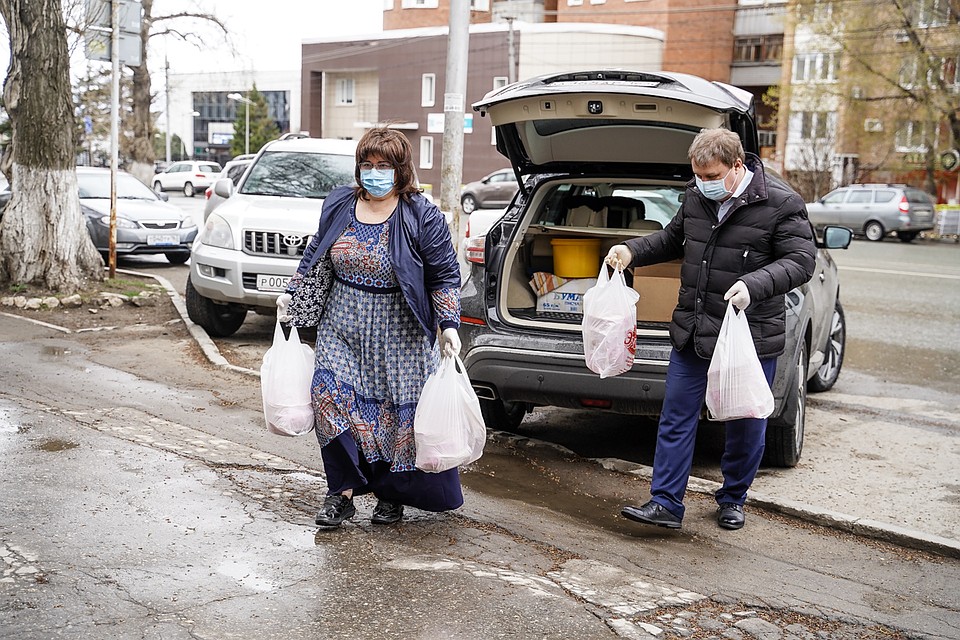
[535,277,597,314]
[633,277,678,322]
[632,261,680,323]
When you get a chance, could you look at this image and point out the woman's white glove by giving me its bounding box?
[724,280,751,310]
[439,327,461,358]
[276,293,292,322]
[604,244,633,270]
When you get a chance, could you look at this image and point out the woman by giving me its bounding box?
[277,127,463,528]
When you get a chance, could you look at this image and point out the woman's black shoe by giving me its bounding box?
[371,499,404,525]
[315,494,356,528]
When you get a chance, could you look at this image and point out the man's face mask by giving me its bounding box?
[695,166,735,201]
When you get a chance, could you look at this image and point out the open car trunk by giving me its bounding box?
[493,177,686,335]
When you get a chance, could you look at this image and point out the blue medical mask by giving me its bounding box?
[360,168,396,198]
[695,166,734,201]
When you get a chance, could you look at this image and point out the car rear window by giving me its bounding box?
[905,188,932,204]
[873,190,896,203]
[240,151,356,199]
[199,164,221,173]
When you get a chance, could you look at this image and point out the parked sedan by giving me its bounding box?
[152,160,222,197]
[79,167,198,264]
[203,155,255,221]
[461,69,853,468]
[460,168,519,213]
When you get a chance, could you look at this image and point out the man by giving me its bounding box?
[606,128,815,531]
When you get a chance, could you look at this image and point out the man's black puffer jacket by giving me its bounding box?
[623,154,816,359]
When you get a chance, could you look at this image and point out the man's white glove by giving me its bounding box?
[724,280,751,310]
[604,244,633,271]
[439,327,461,358]
[276,293,292,323]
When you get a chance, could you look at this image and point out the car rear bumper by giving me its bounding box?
[462,344,671,415]
[190,243,300,309]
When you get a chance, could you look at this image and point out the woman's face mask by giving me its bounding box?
[360,167,396,198]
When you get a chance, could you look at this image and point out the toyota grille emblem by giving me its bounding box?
[282,234,303,248]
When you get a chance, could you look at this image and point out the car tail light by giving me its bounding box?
[465,235,486,265]
[204,187,212,200]
[580,398,612,408]
[899,195,910,214]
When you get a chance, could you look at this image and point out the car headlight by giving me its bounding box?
[99,215,138,229]
[181,215,195,228]
[200,213,234,249]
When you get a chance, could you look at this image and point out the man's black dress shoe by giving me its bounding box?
[315,494,356,528]
[621,500,682,529]
[371,499,404,525]
[717,502,745,530]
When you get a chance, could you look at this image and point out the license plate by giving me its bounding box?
[147,234,179,246]
[257,274,290,292]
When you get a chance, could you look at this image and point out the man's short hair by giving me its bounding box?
[688,128,745,168]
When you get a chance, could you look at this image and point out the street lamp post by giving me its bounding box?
[227,92,254,156]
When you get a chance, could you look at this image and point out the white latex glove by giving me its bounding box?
[276,293,293,322]
[724,280,751,310]
[439,327,461,358]
[604,244,633,271]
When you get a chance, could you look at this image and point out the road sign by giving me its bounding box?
[84,0,143,66]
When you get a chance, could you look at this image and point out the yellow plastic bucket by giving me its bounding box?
[551,238,602,278]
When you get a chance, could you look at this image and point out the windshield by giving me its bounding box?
[240,151,356,198]
[78,172,159,200]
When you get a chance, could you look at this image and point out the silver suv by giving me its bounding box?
[461,70,853,468]
[186,137,357,336]
[806,183,935,242]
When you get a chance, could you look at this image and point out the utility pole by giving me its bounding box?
[440,0,470,247]
[108,0,120,279]
[165,56,172,163]
[506,16,516,84]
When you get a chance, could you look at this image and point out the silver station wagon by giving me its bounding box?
[806,183,935,242]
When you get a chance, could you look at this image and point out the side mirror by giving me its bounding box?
[213,178,234,199]
[823,225,853,249]
[158,192,169,202]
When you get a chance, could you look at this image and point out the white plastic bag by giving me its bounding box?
[414,355,486,473]
[260,321,316,436]
[705,302,775,421]
[581,265,640,378]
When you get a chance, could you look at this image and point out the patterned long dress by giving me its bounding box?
[307,208,463,511]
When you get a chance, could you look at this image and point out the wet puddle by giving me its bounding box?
[35,438,79,452]
[41,346,70,358]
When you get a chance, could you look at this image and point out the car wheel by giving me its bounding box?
[479,398,527,430]
[764,339,807,468]
[896,231,918,243]
[863,220,885,241]
[183,182,195,198]
[185,276,247,337]
[808,300,845,392]
[461,194,477,214]
[153,181,163,194]
[165,252,190,265]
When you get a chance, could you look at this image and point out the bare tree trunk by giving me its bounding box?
[0,0,102,292]
[127,0,154,184]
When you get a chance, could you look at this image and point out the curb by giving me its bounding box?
[10,270,957,559]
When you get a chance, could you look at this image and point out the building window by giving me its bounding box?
[420,136,434,169]
[336,78,354,106]
[421,73,436,107]
[402,0,438,7]
[944,55,960,91]
[895,121,929,152]
[733,34,783,63]
[470,0,489,10]
[590,0,606,4]
[789,111,834,140]
[792,52,838,83]
[567,0,583,5]
[914,0,950,27]
[796,0,833,23]
[383,0,394,9]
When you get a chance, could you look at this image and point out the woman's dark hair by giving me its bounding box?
[354,127,422,201]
